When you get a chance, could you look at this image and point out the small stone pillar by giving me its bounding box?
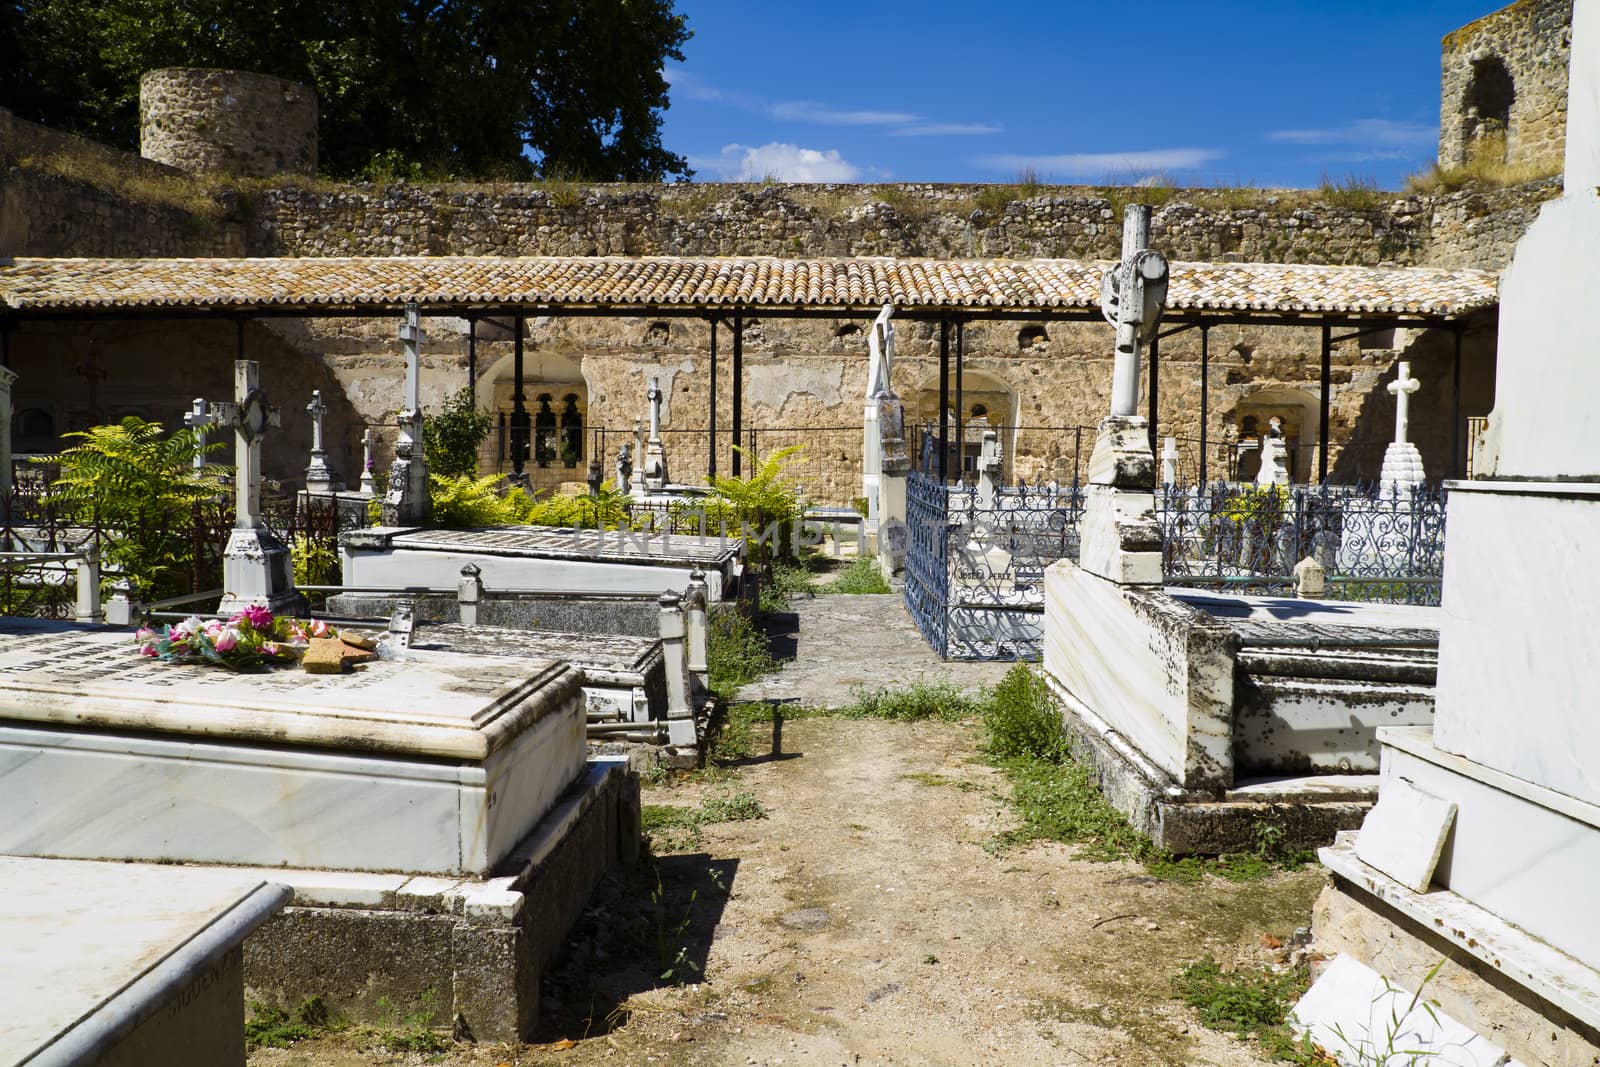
[74,543,102,624]
[684,570,709,691]
[1294,555,1326,598]
[657,592,698,747]
[1160,436,1179,488]
[457,563,484,627]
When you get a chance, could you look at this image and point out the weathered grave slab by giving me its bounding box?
[0,857,289,1067]
[0,620,585,874]
[342,525,745,601]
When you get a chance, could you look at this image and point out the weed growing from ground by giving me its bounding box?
[1174,957,1332,1064]
[817,557,892,595]
[643,789,767,851]
[983,663,1065,761]
[365,990,447,1053]
[838,679,984,722]
[245,996,333,1049]
[707,610,775,701]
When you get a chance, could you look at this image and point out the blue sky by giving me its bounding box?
[659,0,1502,189]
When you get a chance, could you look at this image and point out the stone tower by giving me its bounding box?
[139,68,317,178]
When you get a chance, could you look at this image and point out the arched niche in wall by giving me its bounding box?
[908,368,1018,480]
[478,349,589,486]
[1463,54,1515,162]
[13,408,56,454]
[1224,387,1321,484]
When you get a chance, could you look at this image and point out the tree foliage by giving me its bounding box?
[2,0,693,180]
[46,417,230,598]
[421,387,494,479]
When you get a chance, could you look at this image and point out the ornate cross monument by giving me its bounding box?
[975,429,1004,510]
[303,389,341,493]
[359,428,377,495]
[1077,204,1170,585]
[382,303,431,526]
[642,376,669,491]
[216,360,301,615]
[1378,361,1425,489]
[182,398,216,472]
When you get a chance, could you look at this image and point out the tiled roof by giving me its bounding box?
[0,256,1499,319]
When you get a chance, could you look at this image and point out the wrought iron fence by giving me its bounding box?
[904,472,1447,660]
[589,425,864,506]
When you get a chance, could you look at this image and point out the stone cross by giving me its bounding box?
[360,428,377,495]
[182,398,216,472]
[975,429,1003,510]
[1387,362,1420,445]
[647,377,663,441]
[303,389,340,493]
[867,304,896,400]
[383,303,431,525]
[1161,436,1179,487]
[1099,205,1170,417]
[214,360,299,615]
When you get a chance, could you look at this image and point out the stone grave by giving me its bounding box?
[1,857,289,1067]
[1040,206,1438,855]
[1298,5,1600,1060]
[0,616,636,1039]
[337,523,747,607]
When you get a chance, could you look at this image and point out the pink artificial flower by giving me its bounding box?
[134,627,157,643]
[308,619,332,639]
[139,643,158,657]
[213,627,240,653]
[241,605,274,631]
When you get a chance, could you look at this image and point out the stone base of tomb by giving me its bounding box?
[218,525,304,616]
[242,759,640,1043]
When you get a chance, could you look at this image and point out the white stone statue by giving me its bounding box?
[866,304,895,401]
[1256,416,1291,486]
[1160,436,1179,488]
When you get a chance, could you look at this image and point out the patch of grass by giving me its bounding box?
[643,789,768,851]
[817,557,891,595]
[1405,133,1561,194]
[761,556,826,612]
[1318,173,1386,211]
[245,996,332,1049]
[837,679,984,722]
[1174,957,1330,1064]
[366,990,447,1053]
[707,610,775,701]
[983,664,1065,761]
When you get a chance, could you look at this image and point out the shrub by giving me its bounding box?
[983,665,1064,760]
[421,388,493,478]
[705,446,805,564]
[46,417,230,598]
[838,680,983,722]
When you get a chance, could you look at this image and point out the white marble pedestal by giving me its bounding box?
[0,621,585,875]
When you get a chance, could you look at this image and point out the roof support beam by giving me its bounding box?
[731,314,743,478]
[707,316,718,481]
[1319,325,1332,485]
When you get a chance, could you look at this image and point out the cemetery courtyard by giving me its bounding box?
[247,592,1323,1067]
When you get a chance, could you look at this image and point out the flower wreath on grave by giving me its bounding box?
[134,608,337,671]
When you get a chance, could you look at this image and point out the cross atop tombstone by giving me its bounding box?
[359,427,377,495]
[1099,205,1170,418]
[1379,361,1426,489]
[182,398,216,472]
[304,389,341,493]
[643,377,669,491]
[383,302,431,525]
[215,360,301,615]
[975,429,1004,510]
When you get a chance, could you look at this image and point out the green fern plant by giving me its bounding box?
[428,474,525,527]
[704,445,805,563]
[46,417,230,598]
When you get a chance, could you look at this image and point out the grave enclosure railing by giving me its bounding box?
[903,471,1447,662]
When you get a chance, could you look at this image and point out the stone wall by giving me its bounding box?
[249,182,1437,265]
[1423,175,1562,269]
[1439,0,1571,171]
[0,108,245,258]
[139,69,317,178]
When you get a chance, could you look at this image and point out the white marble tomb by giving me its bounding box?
[0,621,586,875]
[342,525,745,602]
[1,856,290,1067]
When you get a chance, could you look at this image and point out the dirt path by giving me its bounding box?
[254,715,1322,1067]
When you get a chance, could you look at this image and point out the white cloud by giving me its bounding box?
[768,100,920,126]
[887,122,1003,137]
[975,148,1226,179]
[1266,118,1435,147]
[697,142,863,182]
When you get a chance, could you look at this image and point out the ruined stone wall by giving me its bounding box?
[0,108,245,257]
[139,69,318,178]
[1439,0,1571,170]
[250,182,1435,265]
[1423,175,1562,269]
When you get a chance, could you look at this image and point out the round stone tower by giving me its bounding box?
[139,68,317,178]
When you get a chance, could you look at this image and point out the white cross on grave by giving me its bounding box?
[215,360,302,615]
[304,389,342,493]
[182,398,216,472]
[643,378,669,491]
[360,428,377,495]
[1380,361,1426,489]
[1099,206,1170,417]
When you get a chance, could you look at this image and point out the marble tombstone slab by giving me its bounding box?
[1,856,290,1067]
[0,621,586,875]
[342,525,745,602]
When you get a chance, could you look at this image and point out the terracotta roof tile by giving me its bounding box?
[0,256,1498,319]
